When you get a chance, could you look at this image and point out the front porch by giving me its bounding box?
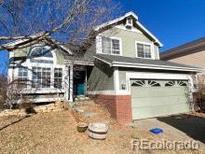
[72,65,93,102]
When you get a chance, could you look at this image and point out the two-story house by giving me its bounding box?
[7,12,201,125]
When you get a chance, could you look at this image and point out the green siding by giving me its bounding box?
[131,85,190,119]
[54,50,64,65]
[11,47,30,58]
[88,61,114,91]
[100,26,159,58]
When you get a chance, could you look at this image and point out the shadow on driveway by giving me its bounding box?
[157,114,205,143]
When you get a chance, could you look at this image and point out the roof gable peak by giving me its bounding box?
[94,11,163,47]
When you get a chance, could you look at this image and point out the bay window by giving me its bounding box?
[31,67,62,89]
[18,67,28,88]
[54,68,63,88]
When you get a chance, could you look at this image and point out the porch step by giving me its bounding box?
[75,96,90,102]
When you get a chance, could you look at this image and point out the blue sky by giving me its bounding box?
[119,0,205,50]
[0,0,205,74]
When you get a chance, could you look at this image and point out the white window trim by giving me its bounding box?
[29,46,57,64]
[96,35,122,56]
[29,63,64,90]
[135,41,155,59]
[15,50,65,91]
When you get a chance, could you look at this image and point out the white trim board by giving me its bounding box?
[20,88,65,94]
[87,90,129,95]
[95,12,138,31]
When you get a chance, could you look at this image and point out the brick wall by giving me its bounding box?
[91,95,132,125]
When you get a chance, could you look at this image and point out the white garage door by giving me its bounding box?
[131,79,190,120]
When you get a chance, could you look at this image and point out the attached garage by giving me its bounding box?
[131,79,191,120]
[92,54,201,125]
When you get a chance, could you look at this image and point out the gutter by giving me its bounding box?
[94,56,112,67]
[94,56,203,72]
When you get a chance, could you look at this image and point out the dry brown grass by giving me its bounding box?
[0,103,204,154]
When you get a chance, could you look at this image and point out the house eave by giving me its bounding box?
[94,55,202,72]
[112,61,202,72]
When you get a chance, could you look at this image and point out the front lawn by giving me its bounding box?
[0,102,204,154]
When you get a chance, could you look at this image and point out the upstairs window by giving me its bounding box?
[102,37,120,55]
[137,43,152,58]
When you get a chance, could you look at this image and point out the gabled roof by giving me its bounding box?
[94,11,163,47]
[161,37,205,60]
[94,54,202,72]
[1,34,72,55]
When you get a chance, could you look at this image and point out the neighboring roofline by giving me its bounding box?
[94,11,163,47]
[161,37,205,60]
[94,56,202,72]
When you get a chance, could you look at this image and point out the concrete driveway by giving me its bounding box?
[133,113,205,145]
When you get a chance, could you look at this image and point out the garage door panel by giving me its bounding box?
[132,96,188,108]
[131,79,190,120]
[132,102,190,119]
[131,87,188,97]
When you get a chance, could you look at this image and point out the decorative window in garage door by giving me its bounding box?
[148,80,161,87]
[131,80,145,87]
[131,80,188,88]
[176,81,188,87]
[165,80,188,87]
[165,81,175,87]
[131,80,161,87]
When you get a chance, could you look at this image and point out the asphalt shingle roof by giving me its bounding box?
[95,54,200,69]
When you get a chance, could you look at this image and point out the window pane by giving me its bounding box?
[42,68,51,88]
[112,39,120,55]
[137,43,151,58]
[18,67,28,89]
[54,68,63,89]
[102,37,111,54]
[31,47,53,58]
[137,43,144,58]
[32,67,42,88]
[144,45,151,58]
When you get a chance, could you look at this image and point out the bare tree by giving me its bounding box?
[193,74,205,112]
[0,0,122,108]
[0,0,121,49]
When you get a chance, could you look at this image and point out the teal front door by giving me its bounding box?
[77,84,85,95]
[131,79,190,120]
[74,70,86,96]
